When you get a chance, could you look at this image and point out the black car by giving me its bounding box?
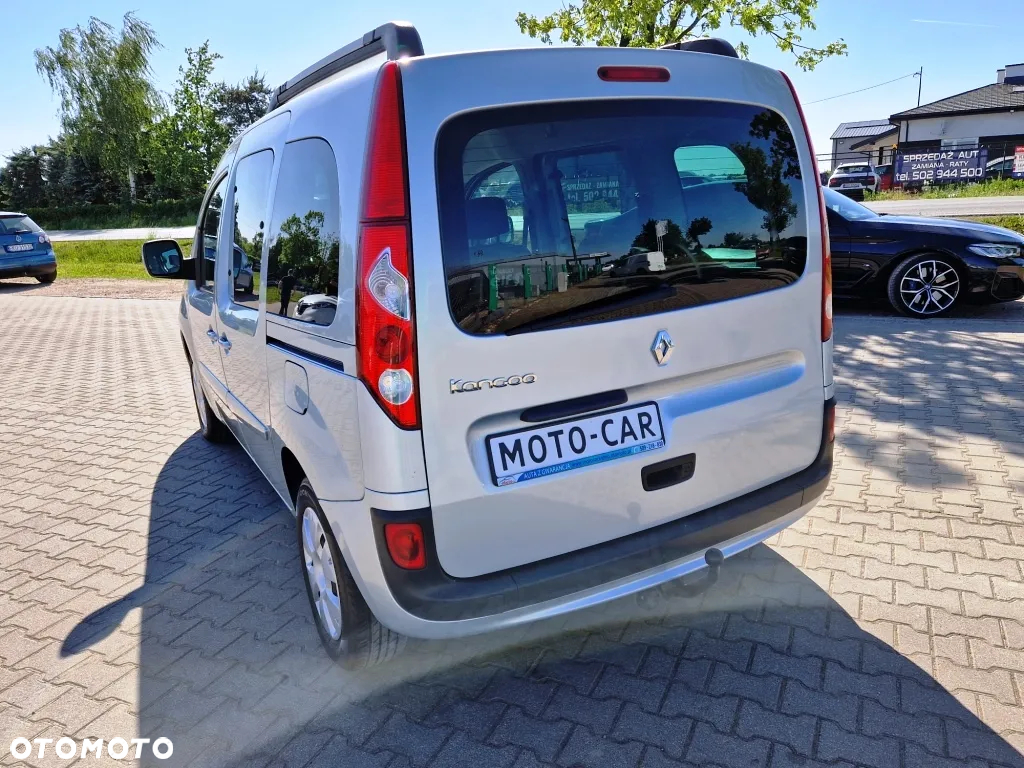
[824,188,1024,317]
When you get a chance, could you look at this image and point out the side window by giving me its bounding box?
[556,150,635,256]
[265,139,340,326]
[198,177,228,290]
[229,150,275,309]
[468,165,526,247]
[673,145,747,186]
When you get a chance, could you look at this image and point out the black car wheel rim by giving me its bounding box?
[899,260,959,315]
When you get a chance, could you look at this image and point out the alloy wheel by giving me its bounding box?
[899,259,959,315]
[301,507,343,640]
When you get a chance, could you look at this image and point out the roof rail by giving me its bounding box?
[268,21,424,111]
[659,38,738,58]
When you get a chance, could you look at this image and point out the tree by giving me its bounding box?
[0,147,48,209]
[730,110,800,243]
[516,0,845,70]
[213,72,272,137]
[149,42,231,200]
[35,13,160,201]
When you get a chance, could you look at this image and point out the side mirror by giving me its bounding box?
[142,239,193,279]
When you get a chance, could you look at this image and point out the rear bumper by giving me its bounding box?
[0,251,57,279]
[366,398,834,629]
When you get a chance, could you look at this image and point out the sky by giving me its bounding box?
[4,0,1022,169]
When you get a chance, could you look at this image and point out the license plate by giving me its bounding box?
[5,244,32,252]
[841,183,859,189]
[487,402,665,487]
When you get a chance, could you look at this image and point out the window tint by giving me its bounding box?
[823,188,877,221]
[229,150,274,308]
[265,139,340,326]
[437,100,808,335]
[198,177,228,290]
[0,216,41,234]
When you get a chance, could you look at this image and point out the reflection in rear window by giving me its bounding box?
[436,100,808,336]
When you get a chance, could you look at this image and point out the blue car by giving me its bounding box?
[0,212,57,283]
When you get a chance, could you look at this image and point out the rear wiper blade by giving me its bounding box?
[505,281,673,335]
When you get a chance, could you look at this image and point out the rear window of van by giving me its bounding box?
[436,99,809,336]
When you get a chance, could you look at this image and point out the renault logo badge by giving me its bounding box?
[651,330,674,366]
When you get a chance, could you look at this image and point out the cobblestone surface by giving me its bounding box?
[0,295,1022,767]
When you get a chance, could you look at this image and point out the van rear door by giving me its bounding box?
[401,48,827,579]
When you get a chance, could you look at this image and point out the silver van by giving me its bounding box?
[143,22,835,668]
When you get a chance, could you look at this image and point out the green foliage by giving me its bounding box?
[34,13,160,199]
[0,147,48,209]
[148,42,230,200]
[53,238,191,279]
[515,0,846,69]
[24,199,201,230]
[213,72,272,137]
[866,178,1024,201]
[964,215,1024,235]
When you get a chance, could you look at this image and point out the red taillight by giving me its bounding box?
[384,523,426,569]
[780,71,832,342]
[357,61,419,429]
[598,65,670,82]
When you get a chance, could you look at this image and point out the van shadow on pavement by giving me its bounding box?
[60,427,1024,768]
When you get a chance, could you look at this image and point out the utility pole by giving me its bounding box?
[914,67,923,107]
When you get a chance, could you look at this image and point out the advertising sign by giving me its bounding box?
[561,176,620,205]
[895,148,988,184]
[1013,146,1024,179]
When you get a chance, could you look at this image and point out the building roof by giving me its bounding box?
[830,119,896,140]
[891,83,1024,120]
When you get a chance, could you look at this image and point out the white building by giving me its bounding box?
[890,63,1024,172]
[830,120,898,171]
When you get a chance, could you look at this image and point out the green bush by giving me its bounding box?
[23,199,202,230]
[867,178,1024,202]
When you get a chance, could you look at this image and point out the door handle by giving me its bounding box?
[217,334,232,352]
[206,328,218,344]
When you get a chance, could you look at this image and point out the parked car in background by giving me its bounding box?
[874,163,894,191]
[985,155,1015,180]
[610,249,667,276]
[0,212,57,284]
[141,22,834,668]
[827,163,879,196]
[824,188,1024,317]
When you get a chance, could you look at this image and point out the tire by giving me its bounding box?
[887,254,962,318]
[189,357,230,442]
[296,480,406,668]
[37,270,57,284]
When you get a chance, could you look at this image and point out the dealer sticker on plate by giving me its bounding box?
[487,402,665,487]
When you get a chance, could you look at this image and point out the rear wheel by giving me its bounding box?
[190,358,230,442]
[37,270,57,284]
[296,480,406,668]
[887,254,961,318]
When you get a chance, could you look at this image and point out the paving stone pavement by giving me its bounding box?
[0,294,1022,768]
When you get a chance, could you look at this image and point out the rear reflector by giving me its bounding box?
[780,70,832,342]
[384,522,426,569]
[598,65,670,82]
